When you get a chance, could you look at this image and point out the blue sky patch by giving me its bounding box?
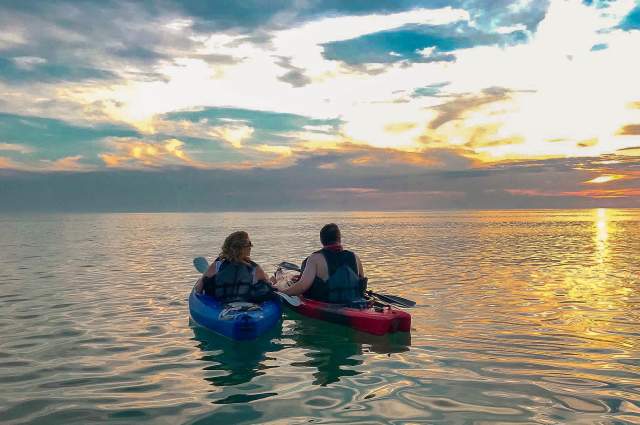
[322,22,529,65]
[582,0,615,8]
[0,113,138,161]
[0,57,117,84]
[164,107,342,145]
[412,82,451,97]
[619,5,640,30]
[590,43,608,51]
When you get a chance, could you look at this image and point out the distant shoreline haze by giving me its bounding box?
[1,169,639,212]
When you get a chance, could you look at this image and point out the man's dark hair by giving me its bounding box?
[320,223,341,246]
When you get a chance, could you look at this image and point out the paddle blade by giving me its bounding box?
[193,257,209,273]
[368,291,416,308]
[278,261,301,272]
[277,292,301,306]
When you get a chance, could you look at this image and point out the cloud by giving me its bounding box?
[464,124,525,150]
[384,122,418,134]
[99,137,197,169]
[1,153,639,211]
[617,124,640,135]
[0,154,94,172]
[0,56,116,84]
[12,56,47,70]
[40,155,91,172]
[0,1,208,89]
[0,112,139,164]
[0,156,19,169]
[428,87,512,130]
[0,0,638,212]
[615,146,640,156]
[584,174,625,184]
[163,107,341,146]
[0,143,35,154]
[293,143,478,174]
[275,56,312,87]
[506,188,640,198]
[174,0,551,41]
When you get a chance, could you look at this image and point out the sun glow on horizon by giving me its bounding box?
[586,175,625,184]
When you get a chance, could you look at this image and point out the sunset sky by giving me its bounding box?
[1,0,639,211]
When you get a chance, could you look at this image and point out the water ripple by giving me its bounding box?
[1,210,640,424]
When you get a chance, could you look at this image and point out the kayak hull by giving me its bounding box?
[188,288,282,340]
[286,297,411,336]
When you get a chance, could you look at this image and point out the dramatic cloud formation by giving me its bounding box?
[0,0,638,210]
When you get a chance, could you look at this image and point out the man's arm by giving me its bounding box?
[281,255,317,296]
[355,254,365,278]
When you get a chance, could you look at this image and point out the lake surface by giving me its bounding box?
[1,210,640,424]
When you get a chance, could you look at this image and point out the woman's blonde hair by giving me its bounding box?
[219,231,252,263]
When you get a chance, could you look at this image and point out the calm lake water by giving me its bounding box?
[1,210,640,424]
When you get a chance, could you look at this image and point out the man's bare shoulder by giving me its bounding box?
[307,252,324,264]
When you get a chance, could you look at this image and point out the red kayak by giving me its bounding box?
[286,297,411,336]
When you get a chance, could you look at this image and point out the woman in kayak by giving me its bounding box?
[195,231,271,301]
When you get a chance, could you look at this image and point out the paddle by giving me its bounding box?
[365,291,416,308]
[277,260,416,308]
[193,257,301,307]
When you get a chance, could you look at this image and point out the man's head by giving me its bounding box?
[320,223,341,246]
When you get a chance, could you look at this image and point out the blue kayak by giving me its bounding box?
[188,286,282,340]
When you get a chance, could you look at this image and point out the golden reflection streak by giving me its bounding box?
[585,175,625,184]
[594,208,609,264]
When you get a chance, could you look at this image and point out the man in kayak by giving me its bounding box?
[277,223,367,304]
[195,231,273,302]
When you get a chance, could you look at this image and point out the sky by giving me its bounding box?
[0,0,639,211]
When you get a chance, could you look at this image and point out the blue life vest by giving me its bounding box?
[305,249,367,304]
[202,259,256,302]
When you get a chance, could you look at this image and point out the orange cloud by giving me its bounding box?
[507,188,640,199]
[320,187,379,194]
[151,118,255,148]
[100,138,197,168]
[615,147,640,156]
[317,162,337,170]
[0,155,93,172]
[351,156,374,165]
[577,138,598,148]
[384,122,417,134]
[584,175,625,184]
[0,156,19,169]
[428,88,511,130]
[254,145,293,156]
[463,123,524,150]
[0,143,35,154]
[40,155,89,171]
[617,124,640,135]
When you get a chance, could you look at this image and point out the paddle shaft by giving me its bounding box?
[278,260,416,308]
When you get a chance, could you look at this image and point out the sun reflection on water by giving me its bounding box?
[594,208,610,264]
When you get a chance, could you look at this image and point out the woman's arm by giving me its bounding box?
[195,262,217,293]
[255,265,269,282]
